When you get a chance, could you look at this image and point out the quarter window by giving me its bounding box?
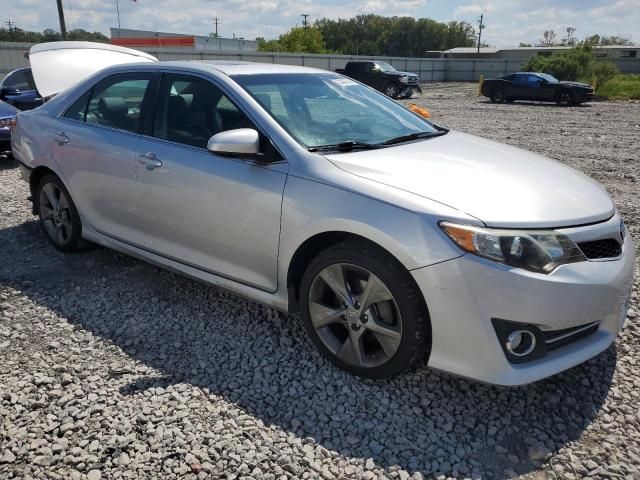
[153,74,254,148]
[83,74,152,133]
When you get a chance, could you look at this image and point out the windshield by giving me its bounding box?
[232,73,438,149]
[538,73,558,83]
[375,62,397,72]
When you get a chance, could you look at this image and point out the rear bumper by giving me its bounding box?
[412,220,635,386]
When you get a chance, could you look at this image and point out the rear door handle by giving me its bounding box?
[53,131,69,145]
[137,152,162,170]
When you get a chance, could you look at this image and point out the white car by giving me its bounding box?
[11,42,635,385]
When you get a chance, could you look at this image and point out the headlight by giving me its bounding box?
[0,117,14,129]
[440,222,585,274]
[399,76,409,84]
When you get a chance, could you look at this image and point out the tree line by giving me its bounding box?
[258,14,477,56]
[0,27,108,43]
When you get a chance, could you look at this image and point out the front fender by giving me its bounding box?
[277,175,463,295]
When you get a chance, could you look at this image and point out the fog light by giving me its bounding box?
[506,330,537,357]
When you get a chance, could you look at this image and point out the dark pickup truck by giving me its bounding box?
[335,61,421,99]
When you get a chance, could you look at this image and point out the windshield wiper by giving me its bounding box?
[381,130,447,146]
[308,140,382,152]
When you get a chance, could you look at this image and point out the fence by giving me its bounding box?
[2,42,639,81]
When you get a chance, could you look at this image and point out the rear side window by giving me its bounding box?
[82,74,153,133]
[63,89,93,122]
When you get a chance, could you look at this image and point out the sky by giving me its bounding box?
[4,0,639,47]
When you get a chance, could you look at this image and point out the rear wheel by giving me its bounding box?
[383,82,400,99]
[300,240,430,379]
[36,175,82,252]
[556,90,574,106]
[490,88,506,103]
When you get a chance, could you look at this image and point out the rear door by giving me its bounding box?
[51,71,158,246]
[134,72,288,291]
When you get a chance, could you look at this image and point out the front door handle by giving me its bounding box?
[53,131,69,145]
[137,152,162,170]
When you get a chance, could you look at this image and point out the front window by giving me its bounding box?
[2,69,36,91]
[233,73,439,149]
[375,62,397,72]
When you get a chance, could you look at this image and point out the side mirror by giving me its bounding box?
[207,128,260,157]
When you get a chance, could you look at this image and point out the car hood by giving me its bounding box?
[325,131,614,228]
[558,81,592,89]
[388,71,418,78]
[29,41,157,97]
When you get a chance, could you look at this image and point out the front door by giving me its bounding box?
[135,73,287,291]
[52,72,157,246]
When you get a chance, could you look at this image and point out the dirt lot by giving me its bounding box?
[0,84,639,480]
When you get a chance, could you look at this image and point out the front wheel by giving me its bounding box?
[36,174,83,252]
[556,90,574,107]
[383,82,400,99]
[300,240,430,379]
[490,88,506,103]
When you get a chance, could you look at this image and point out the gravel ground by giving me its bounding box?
[1,84,639,480]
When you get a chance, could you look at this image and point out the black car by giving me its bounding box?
[335,61,422,99]
[0,67,44,111]
[0,100,18,154]
[481,72,595,106]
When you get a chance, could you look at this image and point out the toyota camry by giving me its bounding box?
[11,42,635,385]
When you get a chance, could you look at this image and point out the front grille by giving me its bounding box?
[578,239,622,259]
[543,322,599,351]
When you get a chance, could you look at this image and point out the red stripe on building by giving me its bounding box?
[111,37,195,47]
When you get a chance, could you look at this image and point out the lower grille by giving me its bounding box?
[578,239,622,259]
[543,322,599,351]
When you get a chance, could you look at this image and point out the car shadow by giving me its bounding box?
[0,154,16,170]
[0,221,616,478]
[477,100,593,108]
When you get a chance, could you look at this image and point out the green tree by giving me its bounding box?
[522,46,619,92]
[258,26,326,54]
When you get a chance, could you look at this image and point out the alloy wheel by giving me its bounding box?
[385,84,399,98]
[558,91,572,106]
[308,263,403,368]
[39,183,73,247]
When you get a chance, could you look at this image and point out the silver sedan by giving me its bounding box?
[12,60,635,385]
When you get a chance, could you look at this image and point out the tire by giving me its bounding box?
[490,88,506,103]
[383,82,400,99]
[36,174,83,252]
[299,240,430,379]
[555,90,574,107]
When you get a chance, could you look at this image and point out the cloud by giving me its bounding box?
[4,0,639,46]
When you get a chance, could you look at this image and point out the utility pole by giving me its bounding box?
[212,17,221,37]
[116,0,121,33]
[5,19,15,37]
[476,13,484,54]
[301,14,309,27]
[56,0,67,39]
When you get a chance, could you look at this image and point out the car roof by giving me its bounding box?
[154,60,330,76]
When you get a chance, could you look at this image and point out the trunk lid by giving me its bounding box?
[29,41,157,98]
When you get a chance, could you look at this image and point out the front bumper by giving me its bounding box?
[576,91,595,102]
[412,217,635,386]
[400,85,422,98]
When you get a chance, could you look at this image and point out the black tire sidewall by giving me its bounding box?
[37,174,82,252]
[300,243,429,379]
[490,88,505,103]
